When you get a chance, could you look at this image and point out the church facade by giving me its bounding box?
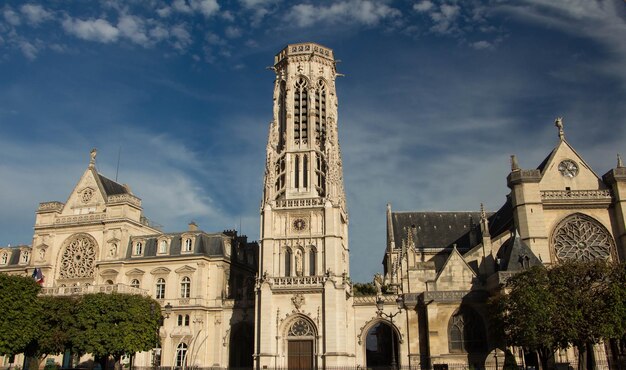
[1,42,626,370]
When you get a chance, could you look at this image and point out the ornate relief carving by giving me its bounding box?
[59,234,97,279]
[552,213,615,261]
[291,293,305,311]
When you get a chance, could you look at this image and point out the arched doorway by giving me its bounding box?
[229,323,254,370]
[365,321,399,369]
[285,316,317,370]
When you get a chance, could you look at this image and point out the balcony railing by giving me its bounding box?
[270,275,325,288]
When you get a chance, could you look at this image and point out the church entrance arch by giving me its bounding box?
[364,320,400,369]
[284,316,317,370]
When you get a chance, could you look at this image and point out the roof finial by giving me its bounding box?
[510,154,520,171]
[618,153,624,168]
[480,203,486,220]
[89,148,97,168]
[555,117,565,140]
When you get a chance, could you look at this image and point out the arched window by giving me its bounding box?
[158,240,168,254]
[130,279,140,288]
[21,251,30,264]
[134,242,143,255]
[552,213,615,261]
[278,80,286,151]
[309,248,316,276]
[315,79,327,145]
[183,238,192,252]
[175,343,188,367]
[448,306,486,353]
[294,77,308,143]
[156,278,166,299]
[180,277,191,298]
[106,279,114,285]
[284,249,292,277]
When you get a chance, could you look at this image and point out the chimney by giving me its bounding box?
[188,221,198,231]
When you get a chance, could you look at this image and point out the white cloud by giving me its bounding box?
[156,7,172,17]
[429,3,460,33]
[414,1,434,13]
[171,24,192,50]
[19,40,37,60]
[117,14,150,46]
[471,40,492,50]
[3,7,21,26]
[225,26,241,38]
[150,25,169,41]
[20,4,52,25]
[62,17,120,43]
[173,0,220,17]
[289,0,401,27]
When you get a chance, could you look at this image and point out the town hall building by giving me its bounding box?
[1,42,625,370]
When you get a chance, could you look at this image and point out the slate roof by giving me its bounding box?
[496,232,542,272]
[0,246,31,267]
[391,212,485,250]
[98,174,129,196]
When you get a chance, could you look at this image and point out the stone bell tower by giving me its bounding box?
[255,43,353,369]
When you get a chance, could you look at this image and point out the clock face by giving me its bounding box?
[292,218,307,231]
[558,159,579,178]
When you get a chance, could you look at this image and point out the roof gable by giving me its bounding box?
[434,247,478,291]
[538,139,607,191]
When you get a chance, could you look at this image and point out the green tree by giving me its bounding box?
[73,293,162,370]
[352,282,377,296]
[0,274,43,358]
[490,266,556,370]
[23,296,80,370]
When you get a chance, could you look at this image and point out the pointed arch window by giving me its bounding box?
[278,80,287,151]
[294,77,308,143]
[295,154,300,189]
[284,249,292,277]
[180,276,191,298]
[448,306,486,353]
[315,79,327,146]
[156,278,166,299]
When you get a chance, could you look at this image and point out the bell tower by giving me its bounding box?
[255,43,353,369]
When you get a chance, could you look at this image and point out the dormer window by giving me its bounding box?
[134,241,144,256]
[20,251,30,264]
[183,238,193,253]
[1,252,8,265]
[158,240,168,254]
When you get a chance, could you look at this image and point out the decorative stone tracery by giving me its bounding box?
[288,317,315,337]
[59,234,97,279]
[552,213,615,262]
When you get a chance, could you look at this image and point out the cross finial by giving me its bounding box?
[555,117,565,140]
[89,148,97,167]
[510,155,520,171]
[618,153,624,168]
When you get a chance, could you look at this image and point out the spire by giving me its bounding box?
[618,153,624,168]
[480,203,486,220]
[89,148,97,168]
[555,117,565,141]
[510,155,520,171]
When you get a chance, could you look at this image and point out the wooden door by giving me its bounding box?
[288,340,313,370]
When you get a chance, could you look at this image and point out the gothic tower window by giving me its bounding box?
[284,248,292,277]
[156,278,166,299]
[309,247,316,276]
[551,213,615,261]
[294,77,308,144]
[59,234,97,279]
[295,154,300,189]
[180,276,191,298]
[315,153,326,196]
[315,79,327,146]
[303,154,308,189]
[278,80,287,151]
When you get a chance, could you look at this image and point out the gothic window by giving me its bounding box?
[59,234,97,279]
[285,249,292,277]
[315,153,326,196]
[303,154,308,189]
[294,77,308,143]
[130,279,140,288]
[288,317,315,337]
[156,278,166,299]
[278,80,286,151]
[315,80,327,146]
[182,238,193,252]
[134,241,143,256]
[448,306,486,353]
[177,314,190,326]
[175,343,188,367]
[181,276,191,298]
[295,154,300,189]
[552,213,615,262]
[275,156,286,196]
[1,252,7,265]
[158,240,168,254]
[309,248,316,276]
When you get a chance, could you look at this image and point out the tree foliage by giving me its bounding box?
[25,296,80,358]
[0,274,43,356]
[73,293,162,367]
[353,282,377,296]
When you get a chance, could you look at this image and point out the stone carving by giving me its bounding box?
[555,117,564,140]
[373,273,383,296]
[291,293,305,311]
[552,213,615,261]
[59,235,97,279]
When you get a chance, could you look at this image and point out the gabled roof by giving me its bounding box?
[496,232,542,272]
[97,173,129,196]
[536,138,604,181]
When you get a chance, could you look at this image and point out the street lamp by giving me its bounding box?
[376,295,404,370]
[163,302,173,318]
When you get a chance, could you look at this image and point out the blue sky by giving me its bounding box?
[1,0,625,282]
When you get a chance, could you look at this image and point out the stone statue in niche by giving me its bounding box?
[295,250,303,277]
[38,248,46,261]
[109,243,117,258]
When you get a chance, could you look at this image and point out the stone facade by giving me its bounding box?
[2,43,625,370]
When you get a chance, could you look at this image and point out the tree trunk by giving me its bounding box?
[578,344,588,370]
[113,354,123,370]
[538,348,553,370]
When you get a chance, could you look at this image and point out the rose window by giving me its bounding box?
[552,214,615,262]
[288,318,314,337]
[59,235,97,279]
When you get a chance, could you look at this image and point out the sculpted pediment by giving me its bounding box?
[125,268,145,276]
[175,265,197,274]
[100,268,119,276]
[150,267,172,275]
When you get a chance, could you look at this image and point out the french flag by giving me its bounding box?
[32,268,44,285]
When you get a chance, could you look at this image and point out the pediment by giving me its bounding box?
[100,268,119,276]
[150,267,171,275]
[175,265,197,274]
[61,167,107,216]
[125,268,145,276]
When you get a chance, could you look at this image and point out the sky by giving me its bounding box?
[1,0,625,283]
